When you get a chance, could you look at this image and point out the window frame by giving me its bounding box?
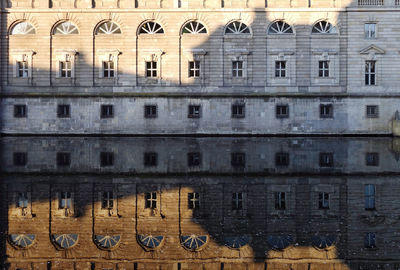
[17,61,29,78]
[231,152,246,167]
[188,61,201,78]
[145,61,158,78]
[144,152,158,167]
[319,152,334,167]
[232,60,244,78]
[365,60,376,86]
[100,105,114,119]
[275,61,286,78]
[364,23,376,39]
[232,192,243,210]
[318,60,330,78]
[57,104,70,118]
[366,105,379,118]
[318,192,330,210]
[145,192,157,209]
[188,105,201,118]
[100,152,114,167]
[274,191,286,210]
[144,105,158,118]
[366,152,379,166]
[56,152,71,166]
[276,105,289,119]
[14,105,27,118]
[59,61,72,78]
[365,184,376,210]
[188,192,200,209]
[13,152,27,166]
[320,104,333,119]
[187,152,201,167]
[102,61,115,78]
[232,103,245,118]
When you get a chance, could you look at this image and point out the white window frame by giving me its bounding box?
[275,60,286,78]
[12,188,32,218]
[365,23,376,39]
[184,49,207,85]
[311,50,338,86]
[11,49,35,79]
[55,50,77,79]
[365,60,376,86]
[267,51,294,86]
[54,190,74,218]
[97,49,121,79]
[225,49,250,86]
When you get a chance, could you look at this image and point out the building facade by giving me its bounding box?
[1,0,400,134]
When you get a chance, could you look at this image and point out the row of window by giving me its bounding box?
[12,104,381,119]
[12,151,381,167]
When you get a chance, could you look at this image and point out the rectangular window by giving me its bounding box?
[57,105,70,118]
[318,61,329,77]
[188,61,200,78]
[274,192,286,210]
[59,192,72,209]
[232,192,243,210]
[146,61,157,77]
[103,61,115,78]
[100,152,114,167]
[101,105,113,118]
[232,104,245,118]
[145,192,157,209]
[366,105,379,118]
[365,23,376,39]
[365,184,376,210]
[188,152,201,167]
[276,105,289,118]
[13,152,27,166]
[365,233,376,248]
[60,61,72,78]
[14,105,27,118]
[188,193,200,209]
[366,152,379,166]
[232,61,243,77]
[365,61,376,86]
[231,152,246,167]
[320,104,333,119]
[188,105,201,118]
[17,192,28,208]
[144,105,157,118]
[144,152,157,167]
[57,152,71,166]
[101,191,114,209]
[275,61,286,78]
[319,152,334,167]
[318,192,330,209]
[17,61,28,78]
[275,152,289,167]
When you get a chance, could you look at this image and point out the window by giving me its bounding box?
[188,193,200,209]
[145,192,157,209]
[275,152,289,167]
[101,191,114,209]
[14,105,27,118]
[60,61,72,78]
[146,61,157,77]
[232,104,245,118]
[365,61,376,86]
[320,104,333,119]
[139,21,164,34]
[275,61,286,78]
[13,152,27,166]
[225,21,250,34]
[319,153,334,167]
[144,152,157,167]
[57,152,71,166]
[59,192,72,209]
[312,21,337,34]
[365,233,376,248]
[366,105,379,118]
[11,22,36,35]
[365,23,376,39]
[53,21,79,35]
[103,61,115,78]
[17,61,28,78]
[276,105,289,118]
[144,105,157,118]
[96,21,121,35]
[319,61,329,77]
[366,152,379,166]
[57,105,70,118]
[182,21,207,34]
[188,105,201,118]
[274,192,286,210]
[101,105,113,118]
[100,152,114,167]
[231,152,245,167]
[268,21,293,34]
[365,184,376,210]
[232,61,243,77]
[232,192,243,210]
[188,152,201,167]
[188,61,200,78]
[17,192,28,208]
[318,192,330,209]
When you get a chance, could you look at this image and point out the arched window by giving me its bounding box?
[312,235,336,249]
[11,22,36,35]
[268,21,293,34]
[312,21,337,34]
[182,21,207,35]
[53,21,79,35]
[9,234,36,248]
[94,235,121,249]
[225,21,250,35]
[52,234,78,249]
[224,236,250,249]
[181,235,208,251]
[137,235,164,250]
[96,21,121,35]
[139,21,164,34]
[267,235,293,250]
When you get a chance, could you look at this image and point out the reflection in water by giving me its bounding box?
[1,137,400,269]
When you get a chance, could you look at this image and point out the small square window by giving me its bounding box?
[318,192,330,209]
[232,192,243,210]
[274,192,286,210]
[188,105,201,118]
[232,104,245,118]
[276,105,289,119]
[188,152,201,167]
[188,193,200,209]
[365,23,376,39]
[144,105,157,118]
[275,61,286,78]
[366,105,379,118]
[144,152,157,167]
[146,61,157,77]
[17,192,29,208]
[57,105,70,118]
[57,152,71,166]
[319,152,334,167]
[14,105,27,118]
[101,191,114,209]
[320,104,333,119]
[365,233,376,248]
[231,152,246,167]
[101,105,113,118]
[275,152,289,167]
[232,61,243,77]
[188,61,200,78]
[145,192,157,209]
[59,192,72,209]
[366,152,379,166]
[100,152,114,167]
[13,152,27,166]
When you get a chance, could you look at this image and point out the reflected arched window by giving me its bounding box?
[11,22,36,35]
[94,235,121,249]
[139,21,164,34]
[312,235,336,249]
[267,235,293,250]
[268,21,293,34]
[312,21,337,34]
[224,236,250,249]
[96,21,121,35]
[225,21,250,35]
[53,21,79,35]
[182,21,207,35]
[52,234,78,249]
[137,235,164,250]
[181,235,208,251]
[9,234,36,248]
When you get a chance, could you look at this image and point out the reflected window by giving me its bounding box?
[224,236,249,249]
[188,193,200,209]
[100,152,114,167]
[53,21,79,35]
[57,152,71,166]
[267,235,293,250]
[17,192,28,209]
[366,105,379,118]
[17,61,28,78]
[275,152,289,167]
[312,235,336,249]
[144,105,157,118]
[232,192,243,210]
[319,152,334,167]
[144,152,157,167]
[268,21,293,34]
[188,61,200,77]
[365,184,376,210]
[52,234,78,249]
[181,235,208,251]
[365,232,376,248]
[145,192,157,209]
[276,105,289,119]
[14,105,27,118]
[96,21,121,34]
[57,104,70,118]
[11,22,36,35]
[137,235,164,250]
[59,192,72,209]
[320,104,333,119]
[232,104,245,118]
[9,234,36,249]
[225,21,250,34]
[95,235,121,249]
[139,21,164,34]
[101,105,113,118]
[365,23,376,39]
[102,191,114,209]
[274,192,286,210]
[366,152,379,166]
[188,105,201,118]
[182,21,207,34]
[275,61,286,78]
[231,152,246,167]
[232,61,243,77]
[188,152,201,167]
[312,21,337,34]
[13,152,27,166]
[318,192,330,209]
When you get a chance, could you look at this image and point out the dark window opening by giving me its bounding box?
[14,105,27,118]
[100,152,114,167]
[232,104,245,118]
[318,192,330,209]
[144,152,158,167]
[319,152,334,167]
[57,104,70,118]
[188,152,201,167]
[366,105,379,118]
[13,152,27,166]
[101,105,113,118]
[320,104,333,119]
[366,152,379,166]
[189,61,200,77]
[59,192,72,209]
[275,152,289,167]
[365,233,376,248]
[231,152,246,167]
[188,105,201,118]
[188,192,200,209]
[57,152,71,166]
[146,61,157,77]
[101,191,114,209]
[232,192,243,210]
[276,105,289,118]
[144,105,157,118]
[274,192,286,210]
[145,192,157,209]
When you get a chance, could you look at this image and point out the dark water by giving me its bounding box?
[1,136,400,269]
